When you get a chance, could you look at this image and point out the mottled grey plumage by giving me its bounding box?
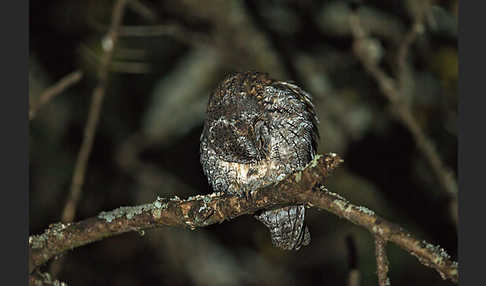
[200,71,319,250]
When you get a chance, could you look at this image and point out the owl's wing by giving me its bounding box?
[202,118,271,164]
[270,81,320,156]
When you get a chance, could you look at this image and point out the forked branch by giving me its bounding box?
[28,154,458,283]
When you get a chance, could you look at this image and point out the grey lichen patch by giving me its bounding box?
[332,197,356,220]
[98,211,116,223]
[50,223,69,240]
[187,194,213,203]
[35,272,68,286]
[29,223,70,249]
[187,195,202,201]
[322,188,347,201]
[208,191,224,198]
[449,262,459,276]
[356,205,375,216]
[29,233,49,249]
[344,204,354,214]
[99,196,171,222]
[333,199,349,212]
[322,185,349,206]
[153,201,162,209]
[422,240,452,265]
[153,196,168,210]
[98,203,156,222]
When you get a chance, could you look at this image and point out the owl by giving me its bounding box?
[200,71,319,250]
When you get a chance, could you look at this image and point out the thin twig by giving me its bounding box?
[29,153,458,283]
[29,70,83,120]
[349,9,458,225]
[397,21,423,92]
[164,0,288,79]
[127,0,157,23]
[49,0,129,278]
[61,0,128,224]
[375,236,390,286]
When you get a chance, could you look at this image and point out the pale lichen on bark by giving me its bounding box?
[28,153,458,283]
[98,196,168,222]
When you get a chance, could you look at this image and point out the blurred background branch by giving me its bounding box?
[61,0,128,224]
[346,235,361,286]
[29,70,83,120]
[349,4,458,226]
[49,0,129,278]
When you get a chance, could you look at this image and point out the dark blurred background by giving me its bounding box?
[29,0,457,285]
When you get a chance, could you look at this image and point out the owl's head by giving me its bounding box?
[201,71,319,164]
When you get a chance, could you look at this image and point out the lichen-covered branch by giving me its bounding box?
[29,271,67,286]
[375,235,390,286]
[313,182,457,283]
[28,153,458,283]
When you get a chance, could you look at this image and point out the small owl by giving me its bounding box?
[200,71,319,250]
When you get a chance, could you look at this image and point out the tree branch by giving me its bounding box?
[349,9,458,226]
[49,0,129,278]
[29,70,83,120]
[29,271,67,286]
[28,153,458,283]
[61,0,128,224]
[375,235,390,286]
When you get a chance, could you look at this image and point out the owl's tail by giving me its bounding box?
[255,205,310,250]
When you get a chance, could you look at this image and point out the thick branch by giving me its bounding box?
[28,154,457,283]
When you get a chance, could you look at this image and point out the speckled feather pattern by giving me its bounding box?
[200,72,319,250]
